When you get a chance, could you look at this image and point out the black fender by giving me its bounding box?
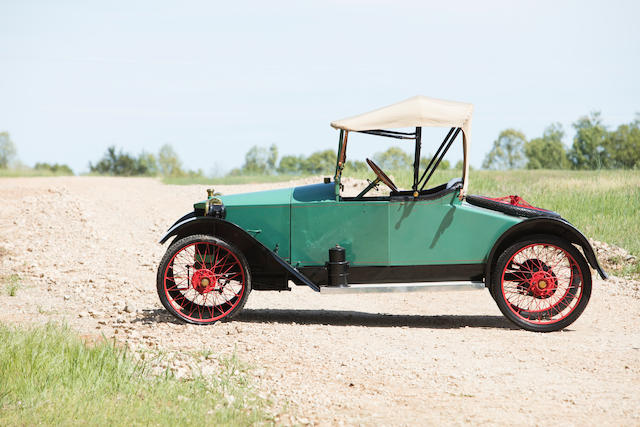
[485,217,608,283]
[159,215,320,292]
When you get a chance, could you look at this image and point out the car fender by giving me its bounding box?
[159,215,320,292]
[485,217,608,282]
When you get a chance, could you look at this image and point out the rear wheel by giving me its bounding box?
[157,234,251,324]
[491,235,591,332]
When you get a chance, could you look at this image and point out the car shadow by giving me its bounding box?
[236,309,517,329]
[136,308,517,330]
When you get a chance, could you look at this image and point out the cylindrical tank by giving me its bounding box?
[326,245,349,287]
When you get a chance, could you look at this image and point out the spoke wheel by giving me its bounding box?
[157,234,251,324]
[491,235,591,332]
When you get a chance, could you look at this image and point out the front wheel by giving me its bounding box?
[157,234,251,324]
[491,235,592,332]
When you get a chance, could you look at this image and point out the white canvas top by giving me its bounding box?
[330,95,473,135]
[331,95,473,199]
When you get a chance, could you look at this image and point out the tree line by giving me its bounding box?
[0,111,637,177]
[229,144,455,177]
[483,112,640,170]
[88,144,203,177]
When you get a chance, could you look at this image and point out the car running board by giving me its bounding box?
[319,281,485,294]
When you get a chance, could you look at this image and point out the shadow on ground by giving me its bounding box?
[237,309,517,329]
[136,308,517,330]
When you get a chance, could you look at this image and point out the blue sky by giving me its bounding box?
[1,0,639,174]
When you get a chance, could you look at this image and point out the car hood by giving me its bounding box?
[194,182,336,210]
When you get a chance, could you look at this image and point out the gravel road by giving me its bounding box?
[1,177,638,426]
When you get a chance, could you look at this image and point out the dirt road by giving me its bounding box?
[1,177,638,425]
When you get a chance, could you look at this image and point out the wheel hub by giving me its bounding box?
[192,269,219,294]
[528,271,557,298]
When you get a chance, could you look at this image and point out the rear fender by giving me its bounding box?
[159,215,320,292]
[485,217,608,282]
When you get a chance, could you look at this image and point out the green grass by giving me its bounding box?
[3,274,21,296]
[0,168,73,177]
[469,170,640,256]
[0,322,271,426]
[162,174,313,186]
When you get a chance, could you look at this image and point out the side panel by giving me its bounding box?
[388,194,522,265]
[224,205,290,261]
[291,201,389,266]
[221,187,292,261]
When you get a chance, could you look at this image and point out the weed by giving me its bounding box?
[4,274,20,296]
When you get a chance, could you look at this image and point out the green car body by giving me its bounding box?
[196,182,520,269]
[175,178,605,291]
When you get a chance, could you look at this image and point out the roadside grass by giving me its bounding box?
[2,274,21,296]
[0,168,73,178]
[0,322,271,426]
[470,170,640,260]
[163,174,313,186]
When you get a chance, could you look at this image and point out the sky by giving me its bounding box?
[1,0,639,174]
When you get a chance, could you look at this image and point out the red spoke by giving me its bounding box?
[162,241,246,323]
[501,242,584,325]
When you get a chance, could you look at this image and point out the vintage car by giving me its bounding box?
[156,96,607,332]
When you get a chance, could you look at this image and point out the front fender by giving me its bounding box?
[485,217,608,282]
[160,211,198,243]
[159,215,320,292]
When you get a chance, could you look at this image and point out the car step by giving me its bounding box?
[319,281,485,294]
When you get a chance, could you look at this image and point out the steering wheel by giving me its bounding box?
[366,158,398,192]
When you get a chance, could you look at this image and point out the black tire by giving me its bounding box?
[157,234,251,324]
[466,195,561,218]
[490,235,591,332]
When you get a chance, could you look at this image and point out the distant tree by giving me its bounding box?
[301,150,336,174]
[420,155,450,171]
[482,129,527,169]
[241,144,278,175]
[137,151,158,176]
[454,160,474,171]
[605,116,640,169]
[373,147,412,170]
[90,146,132,175]
[344,159,369,175]
[185,168,205,178]
[525,123,570,169]
[158,144,185,177]
[568,112,610,169]
[267,144,278,172]
[0,131,17,169]
[90,146,159,176]
[277,154,304,174]
[34,162,74,175]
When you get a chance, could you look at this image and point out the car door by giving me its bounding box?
[388,192,459,265]
[289,184,389,267]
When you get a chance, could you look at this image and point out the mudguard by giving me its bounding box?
[159,214,320,292]
[485,217,608,283]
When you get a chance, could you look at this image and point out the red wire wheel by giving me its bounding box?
[157,234,251,324]
[491,235,592,332]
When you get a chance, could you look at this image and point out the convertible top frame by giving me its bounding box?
[334,126,462,196]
